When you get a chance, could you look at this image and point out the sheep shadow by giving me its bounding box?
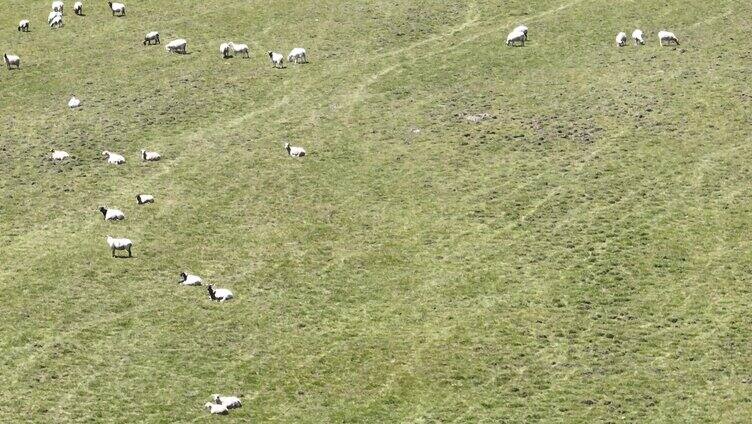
[112,255,134,259]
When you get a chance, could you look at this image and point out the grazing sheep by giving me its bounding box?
[18,20,30,32]
[204,402,228,415]
[179,272,202,286]
[73,1,82,15]
[212,395,242,409]
[229,42,250,58]
[141,149,161,161]
[284,142,305,157]
[99,207,125,221]
[506,30,526,47]
[108,2,125,16]
[52,1,64,13]
[50,15,64,28]
[51,150,70,161]
[4,54,20,70]
[207,285,233,302]
[143,31,160,45]
[220,42,232,58]
[102,150,125,164]
[135,194,154,204]
[106,235,132,257]
[165,39,187,54]
[287,47,307,64]
[68,95,81,108]
[267,51,284,68]
[513,25,528,40]
[658,30,679,46]
[616,32,627,47]
[632,29,645,45]
[48,11,62,24]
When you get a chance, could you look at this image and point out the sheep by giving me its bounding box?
[513,25,528,40]
[135,194,154,205]
[52,1,64,13]
[165,39,187,54]
[616,32,627,47]
[204,402,228,415]
[220,42,232,58]
[287,47,307,64]
[18,20,30,32]
[99,207,125,221]
[207,285,233,302]
[108,2,125,16]
[4,54,20,70]
[143,31,160,45]
[141,149,161,161]
[284,142,306,157]
[48,11,62,24]
[658,30,679,46]
[212,395,242,409]
[50,15,64,29]
[268,51,284,68]
[51,150,70,161]
[68,95,81,108]
[106,235,132,257]
[229,42,250,58]
[73,2,82,15]
[102,150,125,164]
[179,272,202,286]
[632,29,645,45]
[506,30,526,47]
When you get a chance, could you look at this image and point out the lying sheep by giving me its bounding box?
[207,285,233,302]
[143,31,160,45]
[268,51,284,68]
[179,272,202,286]
[18,20,30,32]
[204,402,228,415]
[284,142,305,157]
[212,395,242,409]
[73,2,82,15]
[102,150,125,164]
[141,149,161,161]
[106,236,132,258]
[506,30,526,47]
[287,47,307,64]
[4,54,20,70]
[166,39,187,54]
[51,150,70,161]
[108,2,125,16]
[632,29,645,45]
[68,95,81,108]
[99,207,125,221]
[658,30,679,46]
[616,32,627,47]
[135,194,154,204]
[229,42,250,58]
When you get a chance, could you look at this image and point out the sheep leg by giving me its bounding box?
[112,248,116,257]
[127,246,132,258]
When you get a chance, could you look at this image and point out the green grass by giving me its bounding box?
[2,0,752,421]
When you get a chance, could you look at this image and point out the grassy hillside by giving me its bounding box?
[1,0,751,421]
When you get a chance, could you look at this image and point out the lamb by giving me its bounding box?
[106,236,132,257]
[141,149,161,161]
[616,32,627,47]
[632,29,645,45]
[229,42,250,58]
[165,39,187,54]
[212,394,242,409]
[99,207,125,221]
[102,150,125,164]
[135,194,154,204]
[513,25,528,40]
[179,272,202,286]
[284,142,305,157]
[204,402,228,415]
[207,285,233,302]
[48,11,62,24]
[50,15,64,29]
[220,42,232,58]
[287,47,307,64]
[268,51,284,68]
[658,30,679,46]
[73,2,82,15]
[108,2,125,16]
[52,1,64,13]
[51,150,70,161]
[143,31,160,45]
[18,20,30,32]
[68,95,81,108]
[4,54,20,70]
[506,30,526,47]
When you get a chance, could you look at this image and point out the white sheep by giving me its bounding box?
[52,1,64,13]
[268,51,284,68]
[18,20,30,32]
[135,194,154,204]
[513,25,528,40]
[658,30,679,46]
[141,149,161,161]
[51,150,70,161]
[102,150,125,164]
[632,29,645,45]
[212,395,242,409]
[4,54,20,70]
[143,31,160,45]
[108,2,125,16]
[284,142,305,157]
[106,235,132,257]
[204,402,228,415]
[68,95,81,108]
[179,272,202,286]
[166,39,187,54]
[207,285,233,302]
[616,32,627,47]
[287,47,307,64]
[220,42,232,58]
[50,15,64,29]
[229,42,250,58]
[73,1,82,15]
[506,30,526,47]
[99,207,125,221]
[48,11,62,24]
